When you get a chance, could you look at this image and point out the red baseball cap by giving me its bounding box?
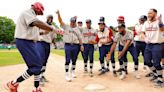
[32,2,44,15]
[117,16,125,21]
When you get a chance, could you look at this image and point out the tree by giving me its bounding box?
[52,22,63,42]
[0,16,15,43]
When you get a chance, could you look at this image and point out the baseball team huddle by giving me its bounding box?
[5,2,164,92]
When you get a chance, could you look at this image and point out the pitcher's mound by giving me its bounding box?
[84,83,106,91]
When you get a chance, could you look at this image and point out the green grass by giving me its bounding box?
[0,48,144,67]
[0,49,24,66]
[52,49,144,62]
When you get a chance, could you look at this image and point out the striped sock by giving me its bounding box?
[14,70,33,84]
[101,63,105,69]
[65,65,69,72]
[157,70,163,79]
[112,63,115,70]
[34,75,40,88]
[90,63,93,69]
[71,65,76,70]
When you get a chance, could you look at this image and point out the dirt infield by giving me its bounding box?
[0,53,163,92]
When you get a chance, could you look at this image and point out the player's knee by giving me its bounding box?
[31,66,42,75]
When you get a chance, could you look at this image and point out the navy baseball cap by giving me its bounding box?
[98,21,105,25]
[99,16,105,22]
[70,17,76,22]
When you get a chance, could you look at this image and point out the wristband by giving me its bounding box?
[159,23,164,27]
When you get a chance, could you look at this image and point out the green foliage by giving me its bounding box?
[0,16,16,43]
[52,22,63,42]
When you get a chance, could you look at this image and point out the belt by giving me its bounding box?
[147,43,161,45]
[16,38,37,43]
[65,43,79,45]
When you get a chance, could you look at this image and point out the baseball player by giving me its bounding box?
[80,19,97,77]
[6,2,59,92]
[133,15,147,70]
[90,20,116,76]
[142,9,164,87]
[77,21,83,27]
[115,16,129,74]
[107,23,140,80]
[97,16,111,72]
[36,15,57,86]
[56,10,84,82]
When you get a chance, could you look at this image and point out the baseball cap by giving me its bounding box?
[77,21,82,24]
[139,15,147,21]
[99,16,105,22]
[98,21,105,25]
[118,23,126,28]
[117,16,125,21]
[86,19,91,23]
[32,2,44,15]
[70,17,76,22]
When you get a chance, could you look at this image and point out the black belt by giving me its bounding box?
[65,43,79,45]
[147,43,161,45]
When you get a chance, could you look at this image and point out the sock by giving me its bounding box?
[134,65,138,71]
[84,62,87,68]
[14,70,33,84]
[101,63,105,69]
[90,63,93,70]
[65,65,69,72]
[112,63,115,70]
[34,75,40,89]
[72,65,76,71]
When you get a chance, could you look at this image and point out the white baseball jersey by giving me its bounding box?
[61,24,82,44]
[14,9,40,41]
[39,25,56,43]
[142,20,164,43]
[113,30,134,46]
[96,28,113,47]
[80,27,97,44]
[134,23,145,42]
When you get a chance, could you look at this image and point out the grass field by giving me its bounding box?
[0,49,144,67]
[52,49,144,62]
[0,49,24,66]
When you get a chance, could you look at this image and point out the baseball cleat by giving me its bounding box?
[71,70,77,78]
[98,69,106,75]
[134,71,141,79]
[145,72,154,77]
[149,75,158,82]
[65,73,72,82]
[105,68,110,72]
[154,80,164,88]
[119,71,126,80]
[32,87,43,92]
[116,68,122,75]
[5,81,19,92]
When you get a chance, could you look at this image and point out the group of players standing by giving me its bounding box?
[6,2,164,92]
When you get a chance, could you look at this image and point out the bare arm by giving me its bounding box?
[122,40,132,54]
[56,10,64,26]
[109,42,117,55]
[31,20,53,32]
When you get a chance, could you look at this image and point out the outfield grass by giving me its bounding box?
[0,49,144,67]
[52,49,144,62]
[0,49,24,66]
